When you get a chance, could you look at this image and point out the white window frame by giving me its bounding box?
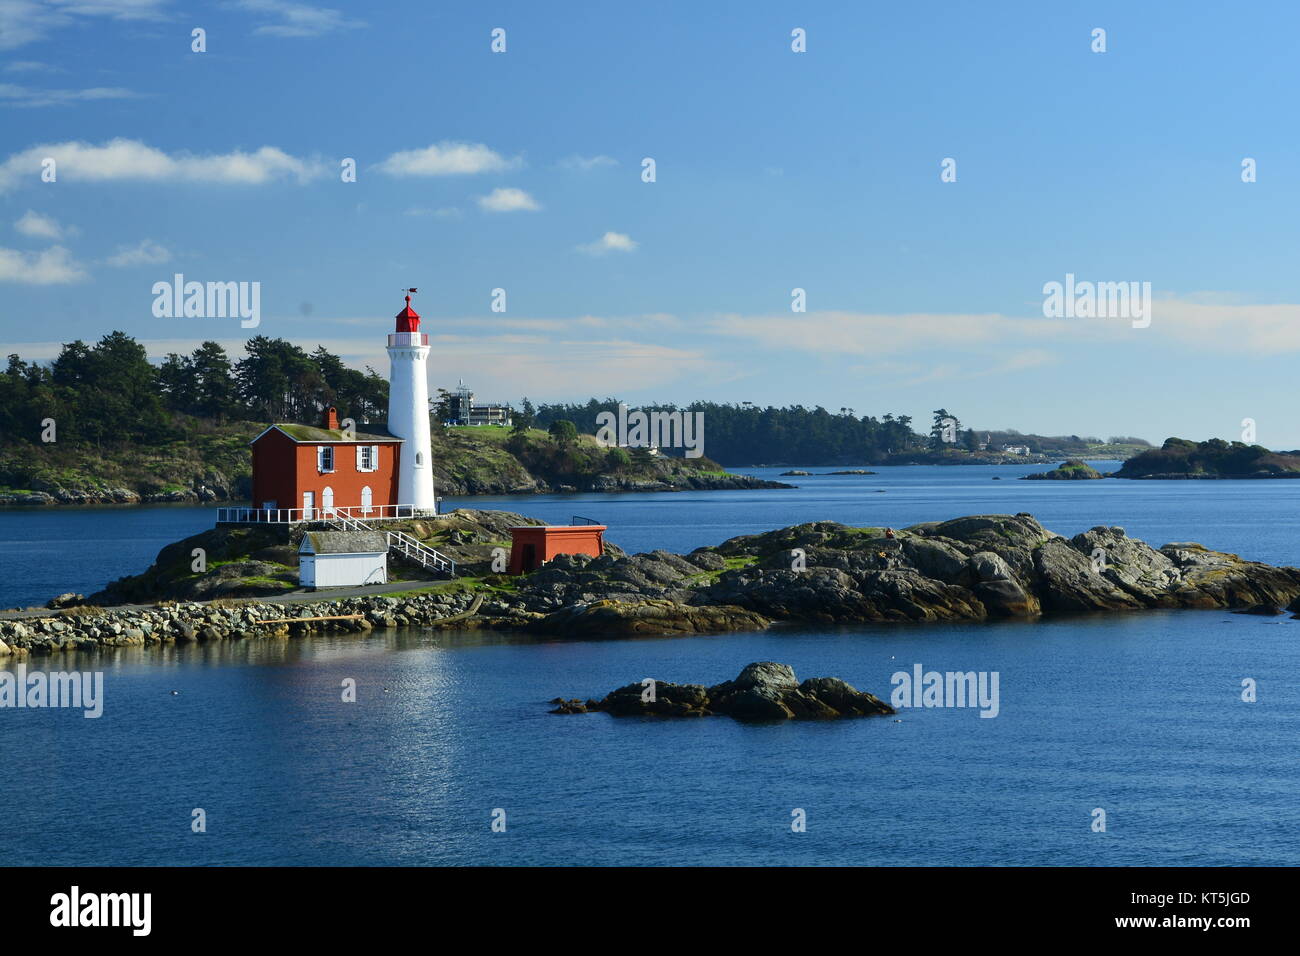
[318,445,335,474]
[356,444,378,473]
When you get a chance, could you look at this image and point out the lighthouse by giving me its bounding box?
[387,291,436,513]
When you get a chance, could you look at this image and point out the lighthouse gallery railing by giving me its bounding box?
[388,333,428,347]
[216,504,437,524]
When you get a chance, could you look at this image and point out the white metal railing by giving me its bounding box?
[321,512,455,576]
[385,530,456,575]
[388,332,429,347]
[216,502,455,576]
[216,504,437,524]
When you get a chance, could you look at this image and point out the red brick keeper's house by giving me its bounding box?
[249,406,404,519]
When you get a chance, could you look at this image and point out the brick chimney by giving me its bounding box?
[323,406,340,430]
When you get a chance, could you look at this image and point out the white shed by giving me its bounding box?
[299,531,388,589]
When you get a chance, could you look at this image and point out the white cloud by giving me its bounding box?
[558,154,618,171]
[14,209,73,239]
[0,0,359,49]
[377,141,518,177]
[0,138,325,192]
[1147,298,1300,353]
[236,0,364,37]
[0,83,139,108]
[405,205,462,219]
[3,60,63,73]
[577,231,637,255]
[104,238,171,267]
[708,296,1300,360]
[0,321,728,398]
[0,0,169,50]
[0,245,87,284]
[711,310,1021,356]
[477,187,540,213]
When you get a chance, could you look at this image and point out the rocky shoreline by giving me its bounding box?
[0,488,228,507]
[7,511,1300,657]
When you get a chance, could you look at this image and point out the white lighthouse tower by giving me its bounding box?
[387,290,436,513]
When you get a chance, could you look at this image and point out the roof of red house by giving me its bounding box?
[251,423,404,445]
[508,525,606,531]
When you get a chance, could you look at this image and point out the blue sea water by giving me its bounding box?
[2,462,1298,865]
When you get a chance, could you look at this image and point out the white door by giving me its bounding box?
[361,485,373,515]
[303,491,314,520]
[321,486,334,516]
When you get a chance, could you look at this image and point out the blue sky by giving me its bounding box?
[3,0,1300,446]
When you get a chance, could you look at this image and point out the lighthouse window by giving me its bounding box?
[318,446,334,473]
[416,452,424,466]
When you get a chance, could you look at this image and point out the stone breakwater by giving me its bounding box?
[0,590,495,659]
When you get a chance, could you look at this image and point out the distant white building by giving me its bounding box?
[446,379,513,427]
[1003,445,1031,456]
[299,531,388,589]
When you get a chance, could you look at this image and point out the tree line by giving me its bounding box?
[0,332,388,447]
[0,334,1134,464]
[523,399,928,464]
[519,402,1148,464]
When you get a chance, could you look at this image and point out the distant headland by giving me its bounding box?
[1112,438,1300,479]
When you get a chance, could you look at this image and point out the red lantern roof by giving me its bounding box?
[395,294,420,333]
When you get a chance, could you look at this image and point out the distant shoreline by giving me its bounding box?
[0,473,791,510]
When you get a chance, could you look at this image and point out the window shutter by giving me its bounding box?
[317,447,324,471]
[356,445,364,471]
[371,445,379,471]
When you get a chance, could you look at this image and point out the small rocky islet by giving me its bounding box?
[550,661,895,721]
[779,469,877,476]
[5,510,1300,658]
[1021,459,1104,480]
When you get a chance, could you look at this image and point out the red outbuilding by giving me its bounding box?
[249,406,404,520]
[508,525,608,574]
